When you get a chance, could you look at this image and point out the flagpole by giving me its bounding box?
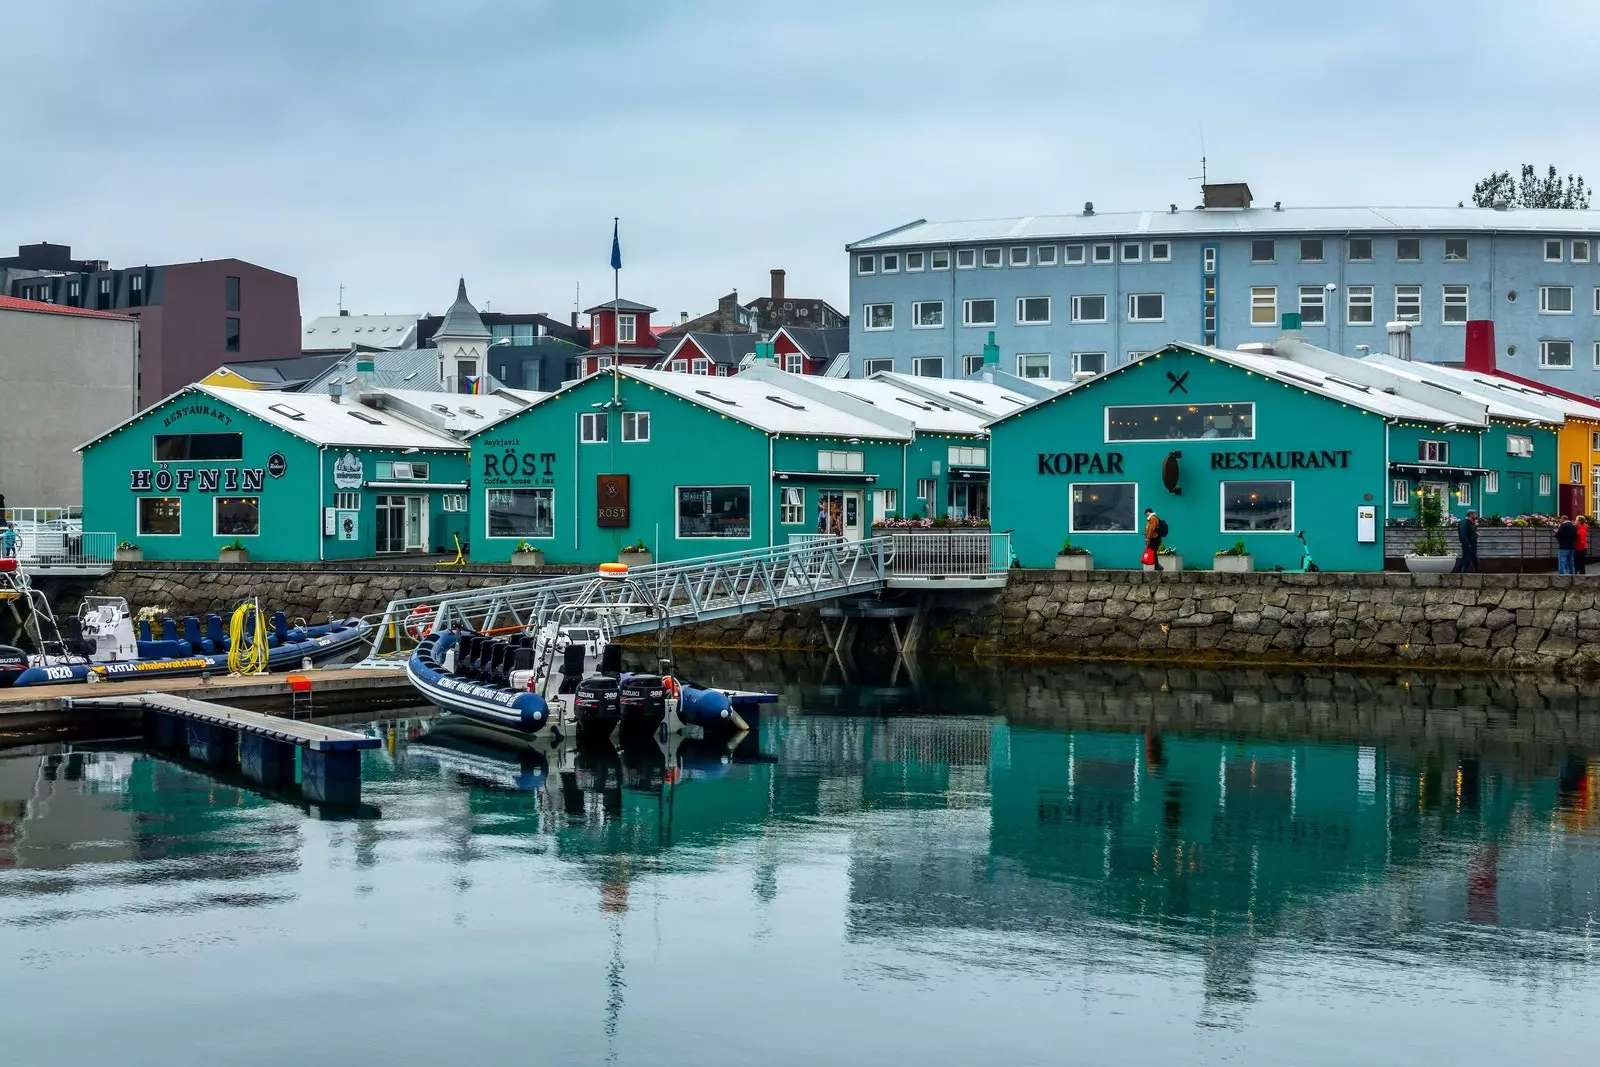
[612,216,621,408]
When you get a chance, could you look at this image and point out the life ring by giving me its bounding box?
[406,605,434,640]
[662,676,679,697]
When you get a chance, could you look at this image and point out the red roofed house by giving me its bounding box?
[579,299,672,377]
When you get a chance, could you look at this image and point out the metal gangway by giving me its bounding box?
[361,533,1008,662]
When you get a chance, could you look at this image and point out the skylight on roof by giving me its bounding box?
[1277,371,1325,390]
[268,402,305,421]
[949,391,985,405]
[403,371,419,381]
[695,390,738,406]
[346,375,358,384]
[1421,379,1464,396]
[1325,375,1370,392]
[766,395,806,410]
[1000,397,1026,406]
[431,404,453,415]
[894,397,933,411]
[347,410,383,424]
[461,407,480,418]
[841,392,875,405]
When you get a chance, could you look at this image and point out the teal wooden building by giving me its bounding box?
[467,366,917,564]
[987,340,1496,571]
[80,384,473,561]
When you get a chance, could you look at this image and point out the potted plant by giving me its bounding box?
[1055,538,1092,571]
[619,539,652,567]
[114,539,142,563]
[1404,491,1457,573]
[510,539,544,567]
[218,539,249,563]
[1144,542,1183,573]
[1213,538,1253,573]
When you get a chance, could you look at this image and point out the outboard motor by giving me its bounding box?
[618,674,667,730]
[573,675,622,732]
[0,646,27,688]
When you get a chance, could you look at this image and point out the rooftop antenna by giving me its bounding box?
[1189,124,1208,187]
[337,282,345,314]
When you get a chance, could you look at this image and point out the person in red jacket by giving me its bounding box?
[1578,516,1590,575]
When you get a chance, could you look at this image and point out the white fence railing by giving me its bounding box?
[887,531,1009,577]
[11,530,116,572]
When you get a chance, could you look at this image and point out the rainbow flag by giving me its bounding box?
[465,375,482,394]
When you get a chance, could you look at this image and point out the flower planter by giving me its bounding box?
[1055,552,1092,571]
[618,550,653,568]
[1213,554,1253,573]
[1404,554,1457,573]
[114,548,143,563]
[1145,553,1183,573]
[511,549,545,567]
[218,547,249,564]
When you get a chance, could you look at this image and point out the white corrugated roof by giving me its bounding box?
[873,373,1041,416]
[301,314,420,352]
[198,385,465,450]
[371,388,530,436]
[1360,357,1582,424]
[496,387,552,406]
[624,368,910,440]
[849,206,1600,250]
[1200,345,1483,425]
[794,377,988,435]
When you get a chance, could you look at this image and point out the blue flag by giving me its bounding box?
[610,219,621,271]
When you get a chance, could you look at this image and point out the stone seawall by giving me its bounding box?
[44,564,1600,675]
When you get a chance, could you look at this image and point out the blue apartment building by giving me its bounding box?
[845,183,1600,390]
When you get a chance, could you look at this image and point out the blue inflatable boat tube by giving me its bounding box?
[406,632,552,734]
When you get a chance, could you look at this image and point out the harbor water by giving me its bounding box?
[1,657,1598,1065]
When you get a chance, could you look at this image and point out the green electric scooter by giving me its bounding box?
[1274,530,1319,573]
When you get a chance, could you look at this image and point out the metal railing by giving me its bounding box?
[12,530,116,573]
[887,531,1010,578]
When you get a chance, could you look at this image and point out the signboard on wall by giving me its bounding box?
[597,474,630,528]
[338,511,359,541]
[333,452,364,490]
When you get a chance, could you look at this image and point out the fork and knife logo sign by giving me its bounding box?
[1166,370,1189,394]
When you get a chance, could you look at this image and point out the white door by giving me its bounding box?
[405,495,425,551]
[842,491,863,541]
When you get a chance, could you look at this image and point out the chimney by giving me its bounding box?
[355,355,376,393]
[1279,312,1302,338]
[770,269,786,303]
[1464,319,1496,373]
[1386,321,1413,362]
[680,311,689,325]
[982,330,1000,367]
[339,309,350,317]
[328,379,343,404]
[570,311,578,328]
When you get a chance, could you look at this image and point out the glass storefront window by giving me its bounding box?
[153,433,243,461]
[1106,402,1254,443]
[677,486,751,539]
[1221,480,1294,532]
[214,496,260,536]
[487,488,553,539]
[1070,483,1137,532]
[137,497,180,536]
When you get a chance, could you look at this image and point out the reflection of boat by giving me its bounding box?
[408,722,554,791]
[4,588,368,687]
[405,564,776,738]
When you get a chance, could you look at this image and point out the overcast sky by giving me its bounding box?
[4,0,1597,328]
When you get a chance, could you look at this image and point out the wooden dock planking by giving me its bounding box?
[0,665,417,720]
[65,693,382,751]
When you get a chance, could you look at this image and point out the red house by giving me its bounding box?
[772,326,851,376]
[580,298,671,376]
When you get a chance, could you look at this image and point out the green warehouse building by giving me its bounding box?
[988,339,1499,571]
[79,384,494,561]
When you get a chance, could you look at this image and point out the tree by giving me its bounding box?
[1472,164,1590,209]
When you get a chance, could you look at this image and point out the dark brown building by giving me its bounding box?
[658,269,846,340]
[3,243,300,406]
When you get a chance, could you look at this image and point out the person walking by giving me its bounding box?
[1143,507,1167,571]
[1578,516,1590,575]
[1556,514,1578,575]
[1455,509,1481,573]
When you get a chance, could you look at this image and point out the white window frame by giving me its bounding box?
[1391,478,1410,505]
[670,358,688,373]
[912,300,945,329]
[1418,439,1449,464]
[912,356,944,378]
[948,445,987,467]
[1573,239,1591,263]
[136,496,182,537]
[916,478,938,512]
[962,354,984,376]
[785,353,804,374]
[1348,285,1374,325]
[962,298,996,327]
[905,251,924,272]
[856,254,875,275]
[956,249,976,269]
[1071,352,1106,376]
[1455,481,1472,507]
[1070,294,1107,324]
[1016,296,1051,325]
[930,250,950,271]
[213,495,261,538]
[691,358,709,375]
[1009,246,1029,267]
[1250,286,1277,327]
[1541,339,1574,369]
[1203,247,1217,273]
[1092,243,1113,264]
[981,247,1002,268]
[817,450,865,473]
[1485,471,1499,494]
[486,487,555,541]
[1036,245,1058,266]
[880,252,899,273]
[1127,293,1164,323]
[1395,285,1422,324]
[1219,480,1295,534]
[616,314,637,345]
[580,411,607,442]
[1015,353,1050,379]
[333,491,360,511]
[780,486,805,525]
[1594,287,1600,315]
[1573,461,1585,485]
[1068,481,1139,535]
[1442,284,1469,324]
[1594,342,1600,370]
[863,358,893,376]
[1540,473,1553,496]
[622,410,650,442]
[1064,244,1085,265]
[1149,241,1171,262]
[1120,242,1141,263]
[1444,238,1469,262]
[874,488,898,520]
[1545,239,1564,263]
[864,303,894,331]
[1299,237,1324,263]
[596,355,614,370]
[1298,285,1326,326]
[1540,285,1574,314]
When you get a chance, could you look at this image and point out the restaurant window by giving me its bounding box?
[947,481,987,521]
[677,485,751,539]
[1070,482,1137,533]
[622,411,650,441]
[1106,402,1254,442]
[214,496,260,536]
[137,497,181,536]
[1222,480,1293,532]
[487,487,553,539]
[780,487,805,525]
[153,432,243,461]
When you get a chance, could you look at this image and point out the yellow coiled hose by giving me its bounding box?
[227,601,270,675]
